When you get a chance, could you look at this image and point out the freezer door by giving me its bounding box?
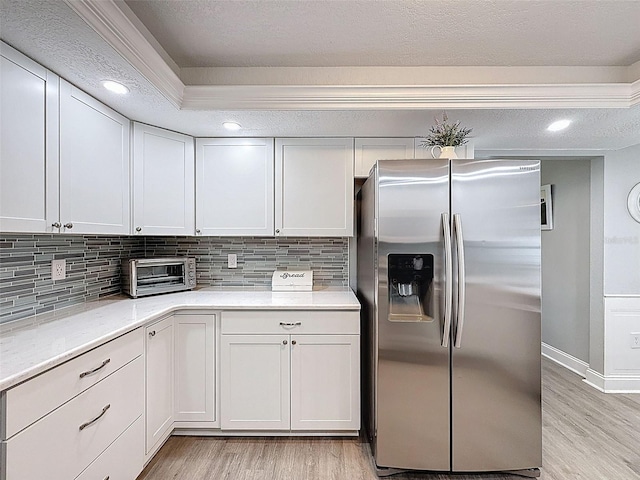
[450,159,542,472]
[375,159,451,471]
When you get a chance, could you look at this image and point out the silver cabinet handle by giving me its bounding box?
[135,226,142,232]
[104,477,110,480]
[52,222,61,228]
[79,404,110,431]
[291,340,297,345]
[79,358,111,378]
[441,213,453,348]
[195,229,201,234]
[279,322,301,327]
[453,213,466,349]
[275,229,280,234]
[64,223,73,229]
[283,340,288,345]
[149,330,156,337]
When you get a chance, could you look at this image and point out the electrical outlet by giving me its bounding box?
[631,333,640,349]
[228,253,237,269]
[51,259,66,280]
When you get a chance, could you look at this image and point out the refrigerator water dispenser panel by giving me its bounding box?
[388,254,434,322]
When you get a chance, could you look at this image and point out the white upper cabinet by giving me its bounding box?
[354,138,415,178]
[275,138,354,237]
[196,138,274,236]
[59,79,130,234]
[132,123,194,236]
[0,43,59,233]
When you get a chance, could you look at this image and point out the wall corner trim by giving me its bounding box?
[584,368,606,392]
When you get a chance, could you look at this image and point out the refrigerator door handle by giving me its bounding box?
[453,213,466,348]
[442,213,453,348]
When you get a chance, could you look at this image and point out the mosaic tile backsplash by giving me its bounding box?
[145,236,348,288]
[0,235,349,324]
[0,235,145,323]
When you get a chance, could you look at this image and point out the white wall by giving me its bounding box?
[603,143,640,295]
[591,144,640,391]
[541,160,591,364]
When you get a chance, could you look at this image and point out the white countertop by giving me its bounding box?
[0,288,360,391]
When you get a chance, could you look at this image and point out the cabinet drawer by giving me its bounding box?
[221,310,359,335]
[4,328,143,439]
[5,356,143,480]
[75,415,143,480]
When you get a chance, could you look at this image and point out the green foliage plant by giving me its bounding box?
[420,112,472,147]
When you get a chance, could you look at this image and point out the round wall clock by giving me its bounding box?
[628,183,640,223]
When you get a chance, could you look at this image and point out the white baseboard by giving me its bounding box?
[584,368,640,393]
[541,343,589,377]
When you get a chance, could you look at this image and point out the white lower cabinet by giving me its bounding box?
[1,307,359,479]
[220,311,360,432]
[221,335,291,430]
[145,316,174,456]
[290,334,360,430]
[174,313,217,424]
[4,356,143,480]
[75,415,144,480]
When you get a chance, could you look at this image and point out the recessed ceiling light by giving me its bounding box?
[547,119,571,132]
[101,80,129,95]
[223,121,242,131]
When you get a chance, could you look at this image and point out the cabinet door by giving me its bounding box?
[0,43,59,233]
[59,79,130,234]
[145,317,174,454]
[220,335,290,430]
[290,334,360,431]
[132,123,194,235]
[174,314,216,424]
[275,138,354,237]
[354,138,415,178]
[196,138,274,236]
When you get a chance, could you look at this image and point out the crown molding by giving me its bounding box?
[182,83,633,110]
[66,0,639,111]
[64,0,183,108]
[630,79,640,107]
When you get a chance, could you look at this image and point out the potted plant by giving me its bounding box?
[420,112,472,158]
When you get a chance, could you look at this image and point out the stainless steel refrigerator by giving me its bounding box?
[357,159,541,476]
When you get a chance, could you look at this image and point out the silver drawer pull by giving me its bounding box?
[279,322,302,327]
[79,358,111,378]
[79,404,110,431]
[104,477,110,480]
[149,330,156,337]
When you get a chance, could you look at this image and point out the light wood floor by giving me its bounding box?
[137,359,640,480]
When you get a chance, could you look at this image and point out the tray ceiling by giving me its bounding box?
[1,0,639,150]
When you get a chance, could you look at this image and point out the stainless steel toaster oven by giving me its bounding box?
[122,257,196,298]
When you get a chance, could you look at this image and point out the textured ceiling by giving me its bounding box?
[1,0,639,151]
[125,0,640,68]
